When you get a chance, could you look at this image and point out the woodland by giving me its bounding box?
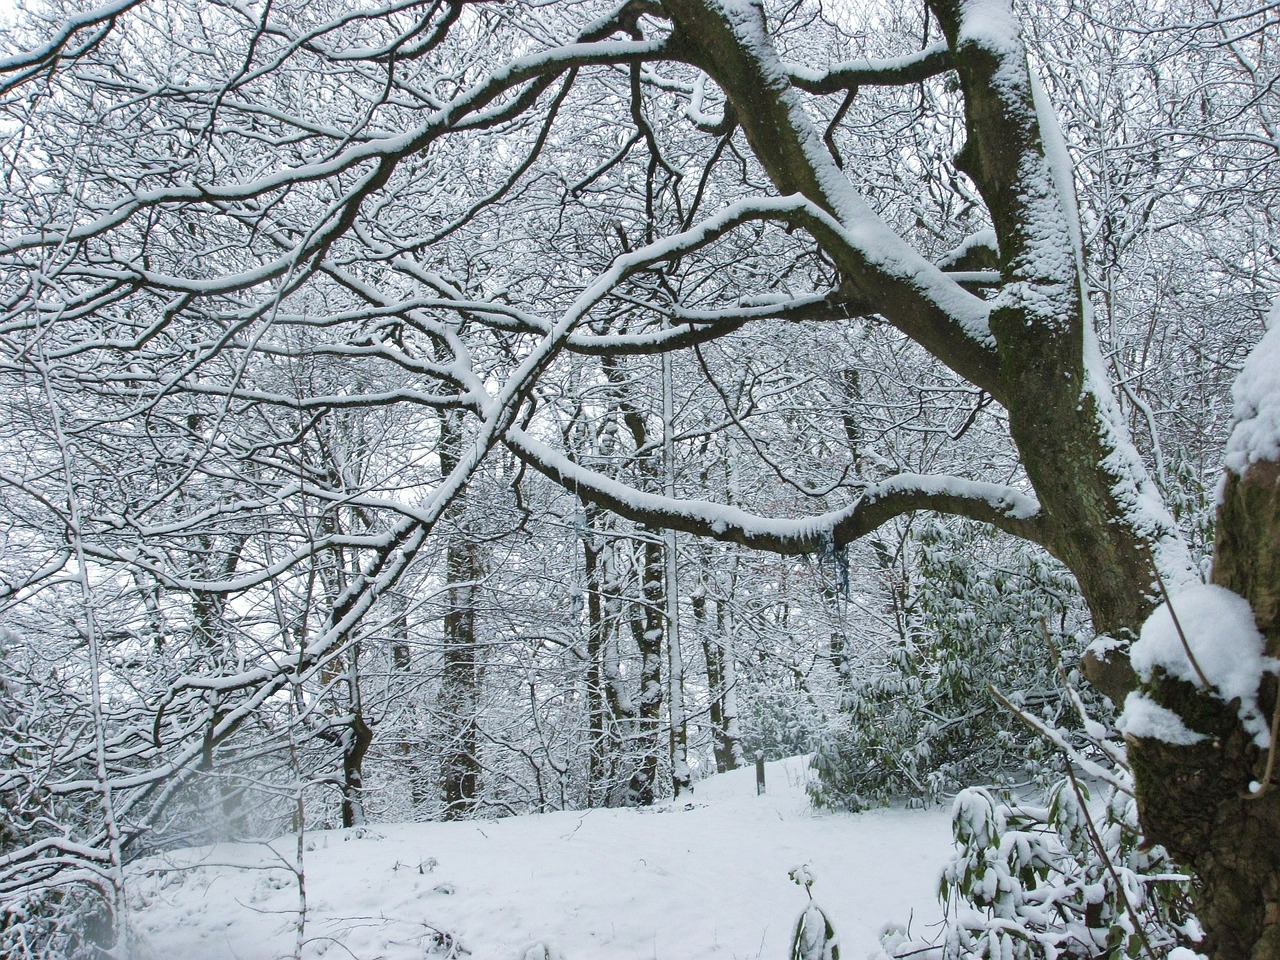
[0,0,1278,956]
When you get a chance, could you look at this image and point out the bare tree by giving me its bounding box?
[2,0,1279,954]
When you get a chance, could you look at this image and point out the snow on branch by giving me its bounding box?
[1224,317,1280,475]
[507,425,1046,555]
[788,42,955,93]
[0,33,669,260]
[0,0,142,94]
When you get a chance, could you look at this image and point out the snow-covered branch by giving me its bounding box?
[508,425,1046,554]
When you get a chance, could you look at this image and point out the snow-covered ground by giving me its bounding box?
[126,757,954,960]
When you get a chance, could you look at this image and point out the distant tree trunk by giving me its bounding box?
[664,528,691,798]
[338,645,373,828]
[631,535,665,805]
[438,410,484,819]
[439,539,483,818]
[190,528,246,828]
[388,594,431,810]
[714,585,745,771]
[693,560,742,773]
[660,344,691,799]
[581,504,632,806]
[599,355,667,805]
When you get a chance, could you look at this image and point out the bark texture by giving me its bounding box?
[438,411,484,819]
[1129,460,1280,960]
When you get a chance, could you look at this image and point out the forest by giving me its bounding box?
[0,0,1277,956]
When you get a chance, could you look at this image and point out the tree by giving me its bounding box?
[1,0,1277,955]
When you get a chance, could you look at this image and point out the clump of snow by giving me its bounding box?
[1127,582,1272,744]
[936,229,999,269]
[950,787,1005,849]
[1118,692,1207,746]
[1224,303,1280,475]
[789,862,818,889]
[956,0,1023,57]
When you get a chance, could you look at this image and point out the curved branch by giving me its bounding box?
[664,0,1001,397]
[789,43,955,93]
[506,426,1048,554]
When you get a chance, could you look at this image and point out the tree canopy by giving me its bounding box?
[1,0,1278,956]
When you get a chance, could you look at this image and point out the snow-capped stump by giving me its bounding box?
[1124,582,1272,745]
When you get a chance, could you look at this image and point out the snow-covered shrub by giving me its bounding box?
[882,771,1197,960]
[738,676,826,763]
[810,523,1093,810]
[0,889,112,960]
[789,864,840,960]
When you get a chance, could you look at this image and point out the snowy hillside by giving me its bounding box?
[126,758,953,959]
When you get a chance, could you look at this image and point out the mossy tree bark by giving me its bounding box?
[1128,460,1280,960]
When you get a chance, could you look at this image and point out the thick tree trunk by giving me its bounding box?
[1129,458,1280,960]
[439,536,483,818]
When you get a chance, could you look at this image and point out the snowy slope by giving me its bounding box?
[126,758,953,960]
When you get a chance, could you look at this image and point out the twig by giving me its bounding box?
[989,684,1132,796]
[1150,563,1211,690]
[1242,682,1280,800]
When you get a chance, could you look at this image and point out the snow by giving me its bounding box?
[1224,304,1280,475]
[935,230,998,270]
[1125,582,1272,744]
[955,0,1024,57]
[1117,692,1207,746]
[126,758,953,960]
[510,424,1042,553]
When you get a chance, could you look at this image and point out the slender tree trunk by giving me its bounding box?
[388,594,431,811]
[582,505,632,806]
[438,411,484,819]
[583,518,610,806]
[338,647,372,828]
[694,558,742,773]
[631,536,665,805]
[660,339,691,798]
[664,529,691,798]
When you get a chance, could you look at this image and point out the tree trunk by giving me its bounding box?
[1128,457,1280,960]
[582,504,629,806]
[631,536,665,805]
[388,594,431,811]
[438,411,484,819]
[694,562,742,774]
